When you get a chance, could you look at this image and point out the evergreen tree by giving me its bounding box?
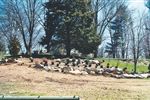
[60,0,100,56]
[105,5,129,58]
[8,35,20,56]
[146,0,150,9]
[0,41,5,52]
[41,0,100,56]
[105,16,122,58]
[40,0,64,52]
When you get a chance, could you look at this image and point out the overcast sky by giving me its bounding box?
[129,0,148,12]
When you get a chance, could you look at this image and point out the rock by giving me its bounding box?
[18,63,25,66]
[140,73,150,78]
[81,71,88,75]
[43,66,50,71]
[55,59,61,62]
[90,71,95,75]
[7,58,15,63]
[84,67,96,75]
[122,74,144,79]
[69,70,82,75]
[14,59,22,63]
[95,68,104,75]
[35,64,44,68]
[113,74,124,79]
[52,68,61,72]
[62,67,72,73]
[29,57,33,62]
[92,60,100,64]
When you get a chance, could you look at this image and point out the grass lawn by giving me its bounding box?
[96,58,149,73]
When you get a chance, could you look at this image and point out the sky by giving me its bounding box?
[129,0,148,12]
[99,0,149,52]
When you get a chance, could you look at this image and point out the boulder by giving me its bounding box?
[43,66,50,71]
[81,71,88,75]
[122,74,144,79]
[85,67,96,75]
[35,64,44,68]
[69,70,82,75]
[95,68,104,75]
[140,73,150,78]
[62,67,72,73]
[55,59,61,62]
[92,60,100,64]
[14,59,22,63]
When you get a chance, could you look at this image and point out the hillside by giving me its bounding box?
[0,58,150,100]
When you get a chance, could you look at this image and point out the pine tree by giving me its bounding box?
[105,16,122,58]
[146,0,150,9]
[40,0,64,52]
[105,5,129,58]
[60,0,100,56]
[41,0,100,56]
[8,35,20,56]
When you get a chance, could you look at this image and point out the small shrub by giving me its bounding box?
[8,35,21,57]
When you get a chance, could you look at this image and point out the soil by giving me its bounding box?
[0,58,150,100]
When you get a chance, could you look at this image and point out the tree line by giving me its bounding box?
[0,0,150,72]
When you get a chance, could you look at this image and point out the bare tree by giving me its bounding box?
[143,15,150,58]
[106,4,131,59]
[91,0,126,57]
[0,0,44,55]
[92,0,126,40]
[129,13,145,73]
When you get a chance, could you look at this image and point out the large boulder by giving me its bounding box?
[84,67,96,75]
[140,73,150,78]
[81,71,88,75]
[69,70,82,75]
[34,64,44,69]
[62,66,72,73]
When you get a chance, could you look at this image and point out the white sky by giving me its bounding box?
[99,0,149,50]
[129,0,148,12]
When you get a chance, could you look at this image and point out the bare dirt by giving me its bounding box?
[0,58,150,100]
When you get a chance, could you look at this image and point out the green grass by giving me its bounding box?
[96,58,148,73]
[0,52,5,60]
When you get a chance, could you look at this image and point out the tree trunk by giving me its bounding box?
[28,46,32,56]
[134,60,137,74]
[46,36,51,53]
[94,49,97,58]
[66,45,71,57]
[66,23,71,57]
[66,32,71,57]
[46,44,50,53]
[112,47,116,58]
[113,53,115,58]
[121,49,125,59]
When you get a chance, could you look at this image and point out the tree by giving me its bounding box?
[143,16,150,58]
[145,0,150,9]
[92,0,126,38]
[129,14,145,73]
[0,38,6,58]
[0,41,5,52]
[42,0,100,57]
[0,0,43,55]
[72,27,100,55]
[91,0,126,56]
[143,1,150,58]
[105,4,130,58]
[8,35,21,56]
[62,0,100,56]
[39,0,63,52]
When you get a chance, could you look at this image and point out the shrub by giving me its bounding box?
[8,35,20,57]
[0,41,5,52]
